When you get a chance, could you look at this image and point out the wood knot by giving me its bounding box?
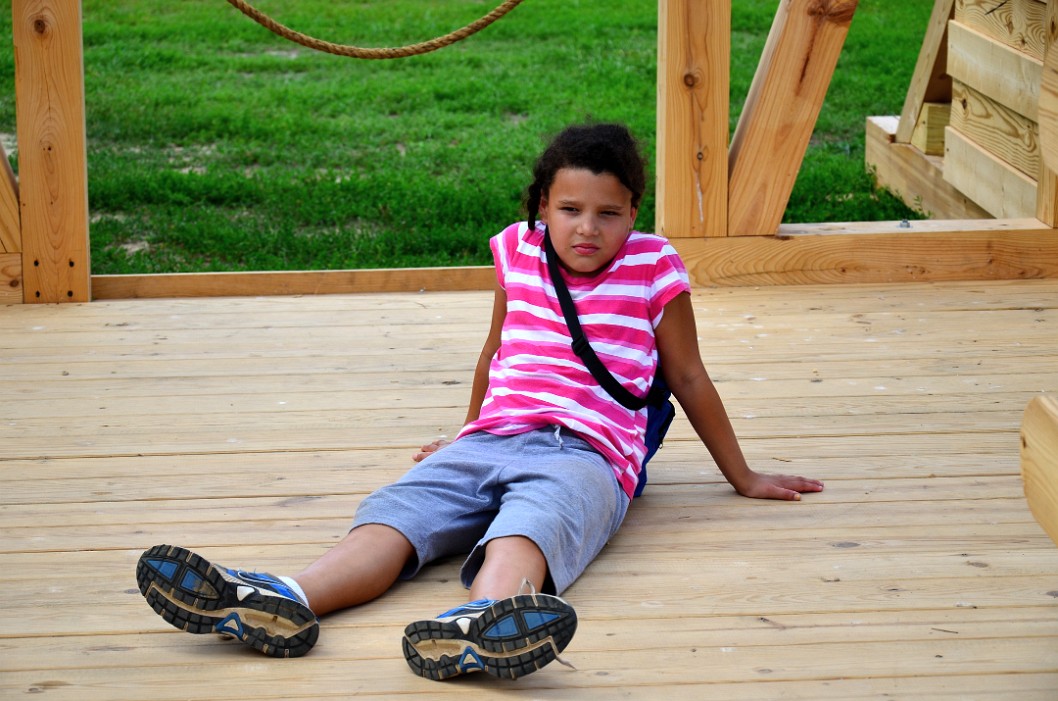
[808,0,858,24]
[683,72,698,88]
[33,17,48,35]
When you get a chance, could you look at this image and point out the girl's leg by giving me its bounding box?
[135,525,414,658]
[293,523,415,616]
[467,535,547,601]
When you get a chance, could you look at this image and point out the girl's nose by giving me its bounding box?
[577,217,598,236]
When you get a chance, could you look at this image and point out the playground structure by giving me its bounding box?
[869,0,1055,221]
[4,0,1058,305]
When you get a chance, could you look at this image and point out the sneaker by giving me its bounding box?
[402,593,577,680]
[136,544,318,658]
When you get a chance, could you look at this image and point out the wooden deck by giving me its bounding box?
[2,279,1058,699]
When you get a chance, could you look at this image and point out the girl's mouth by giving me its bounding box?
[572,244,599,255]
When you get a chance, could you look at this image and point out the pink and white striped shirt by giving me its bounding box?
[458,221,691,498]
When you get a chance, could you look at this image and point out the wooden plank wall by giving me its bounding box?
[957,0,1047,58]
[945,2,1044,217]
[870,0,1058,232]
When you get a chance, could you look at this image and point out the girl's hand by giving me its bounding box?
[413,438,450,462]
[734,471,824,501]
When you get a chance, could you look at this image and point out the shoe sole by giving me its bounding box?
[136,544,318,658]
[402,593,577,680]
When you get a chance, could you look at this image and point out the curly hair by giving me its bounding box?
[525,123,647,229]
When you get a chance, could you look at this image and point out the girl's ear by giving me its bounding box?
[629,205,638,231]
[537,193,549,224]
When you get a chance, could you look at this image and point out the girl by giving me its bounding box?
[136,123,823,681]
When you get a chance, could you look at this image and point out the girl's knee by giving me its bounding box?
[484,535,545,562]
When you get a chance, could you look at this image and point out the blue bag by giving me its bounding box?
[636,375,676,497]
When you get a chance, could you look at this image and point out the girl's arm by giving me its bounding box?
[655,292,823,501]
[413,284,507,462]
[463,284,507,424]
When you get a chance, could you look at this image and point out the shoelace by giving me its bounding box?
[517,578,577,672]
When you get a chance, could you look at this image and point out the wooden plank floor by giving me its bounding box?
[2,279,1058,699]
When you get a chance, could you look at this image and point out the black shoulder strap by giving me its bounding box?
[543,228,648,411]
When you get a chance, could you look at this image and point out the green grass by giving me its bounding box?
[0,0,934,274]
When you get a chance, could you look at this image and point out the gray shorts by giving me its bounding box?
[351,426,629,595]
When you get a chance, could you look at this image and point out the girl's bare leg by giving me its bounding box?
[293,524,414,615]
[468,535,548,601]
[295,530,549,616]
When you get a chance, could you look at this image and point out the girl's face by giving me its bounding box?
[539,167,638,277]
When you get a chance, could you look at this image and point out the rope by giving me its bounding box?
[225,0,527,60]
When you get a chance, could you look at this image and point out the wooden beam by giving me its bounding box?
[896,0,954,144]
[1021,395,1058,547]
[910,102,952,156]
[728,0,858,237]
[947,19,1042,122]
[655,0,729,239]
[956,0,1047,62]
[13,0,90,303]
[1036,0,1058,225]
[90,266,498,300]
[944,125,1037,218]
[865,115,990,220]
[87,221,1058,299]
[671,220,1058,286]
[952,80,1038,179]
[775,216,1046,235]
[0,142,19,255]
[1036,165,1058,227]
[0,252,23,304]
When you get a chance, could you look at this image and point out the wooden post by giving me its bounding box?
[895,0,954,145]
[655,0,729,239]
[1036,0,1058,226]
[0,141,21,304]
[0,142,19,254]
[13,0,90,303]
[727,0,858,237]
[1021,395,1058,547]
